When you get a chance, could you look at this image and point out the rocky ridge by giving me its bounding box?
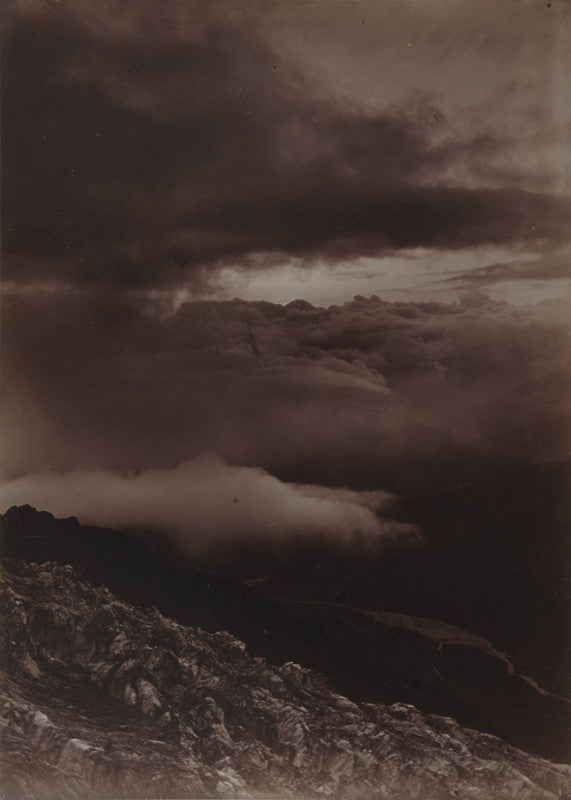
[2,559,570,799]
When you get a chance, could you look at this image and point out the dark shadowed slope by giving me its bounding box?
[276,600,571,764]
[203,462,571,698]
[380,460,571,696]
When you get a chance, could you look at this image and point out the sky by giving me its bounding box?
[1,0,570,549]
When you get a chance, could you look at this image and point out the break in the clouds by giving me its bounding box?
[3,0,570,293]
[443,251,571,287]
[0,455,421,552]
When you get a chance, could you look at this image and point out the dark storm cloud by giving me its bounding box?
[3,1,570,291]
[3,291,568,497]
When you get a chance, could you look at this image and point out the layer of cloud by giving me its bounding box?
[443,251,571,287]
[0,454,421,553]
[3,292,569,497]
[3,0,570,292]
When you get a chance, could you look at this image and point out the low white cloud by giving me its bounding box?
[0,454,421,552]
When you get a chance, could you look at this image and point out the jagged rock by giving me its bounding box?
[1,558,570,800]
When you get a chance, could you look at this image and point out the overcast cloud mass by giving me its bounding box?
[3,0,570,292]
[2,0,570,541]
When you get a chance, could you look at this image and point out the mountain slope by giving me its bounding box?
[2,558,571,800]
[2,503,569,764]
[0,504,336,669]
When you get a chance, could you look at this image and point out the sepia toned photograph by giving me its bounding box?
[1,0,570,797]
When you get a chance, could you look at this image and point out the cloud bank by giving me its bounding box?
[3,292,569,497]
[0,455,421,553]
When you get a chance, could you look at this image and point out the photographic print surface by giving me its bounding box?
[1,1,570,798]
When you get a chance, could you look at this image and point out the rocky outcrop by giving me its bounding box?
[2,559,570,799]
[0,504,348,674]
